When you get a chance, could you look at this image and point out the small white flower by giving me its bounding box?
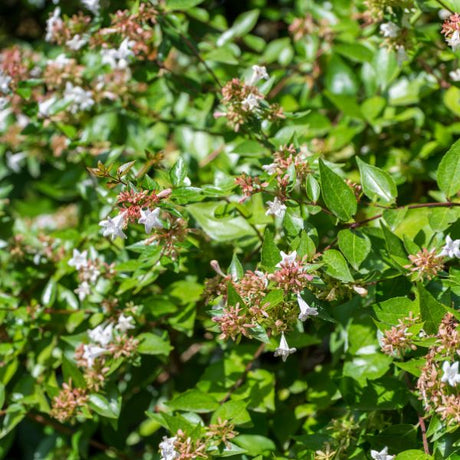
[100,39,135,69]
[89,324,114,347]
[159,436,178,460]
[248,65,269,85]
[254,270,268,288]
[439,9,451,20]
[38,96,57,117]
[447,30,460,51]
[64,82,95,114]
[274,332,296,362]
[296,293,318,321]
[116,314,135,333]
[6,151,26,173]
[0,108,10,131]
[138,208,162,233]
[47,53,72,68]
[99,212,127,240]
[81,0,100,15]
[83,344,106,368]
[45,7,62,42]
[265,197,287,219]
[0,71,12,94]
[276,250,297,267]
[66,34,87,50]
[441,361,460,387]
[262,162,277,175]
[380,22,400,38]
[0,97,8,110]
[450,69,460,81]
[241,93,260,112]
[371,447,395,460]
[84,265,100,284]
[68,249,88,270]
[75,281,91,301]
[440,235,460,258]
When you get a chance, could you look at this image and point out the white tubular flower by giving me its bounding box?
[6,152,26,173]
[82,344,106,368]
[265,197,287,219]
[0,71,12,94]
[66,34,87,51]
[439,235,460,258]
[38,97,57,117]
[64,82,95,114]
[47,53,72,68]
[447,30,460,51]
[116,314,136,333]
[159,436,178,460]
[296,293,318,321]
[138,208,163,233]
[380,22,400,38]
[75,281,91,301]
[450,69,460,81]
[439,9,451,20]
[88,324,114,347]
[0,97,8,110]
[45,7,62,42]
[241,93,260,112]
[248,65,269,85]
[99,212,127,240]
[262,162,277,175]
[370,447,395,460]
[441,361,460,387]
[68,249,88,270]
[396,46,408,66]
[81,0,100,15]
[274,332,296,362]
[276,250,297,267]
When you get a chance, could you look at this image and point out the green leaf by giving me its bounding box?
[228,253,244,281]
[428,207,458,232]
[356,157,397,204]
[373,297,419,325]
[417,284,447,335]
[165,0,205,10]
[217,10,260,46]
[325,54,358,96]
[166,389,219,413]
[437,139,460,198]
[137,332,173,356]
[211,400,251,425]
[337,229,371,270]
[233,435,276,456]
[41,279,57,307]
[319,159,357,222]
[305,175,320,203]
[261,228,280,270]
[89,393,121,419]
[322,249,354,283]
[188,202,257,242]
[395,451,432,460]
[170,157,188,186]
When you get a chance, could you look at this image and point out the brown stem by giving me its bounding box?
[220,342,266,404]
[350,202,460,229]
[418,415,431,456]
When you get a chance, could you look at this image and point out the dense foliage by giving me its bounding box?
[1,0,460,458]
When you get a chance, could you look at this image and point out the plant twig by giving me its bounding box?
[350,202,460,229]
[418,415,431,456]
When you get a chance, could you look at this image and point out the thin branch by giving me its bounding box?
[350,202,460,229]
[418,415,431,456]
[437,0,454,12]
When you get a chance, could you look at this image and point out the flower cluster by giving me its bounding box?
[159,421,238,460]
[380,312,420,357]
[215,65,283,131]
[50,381,88,423]
[405,247,444,281]
[417,313,460,425]
[442,13,460,51]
